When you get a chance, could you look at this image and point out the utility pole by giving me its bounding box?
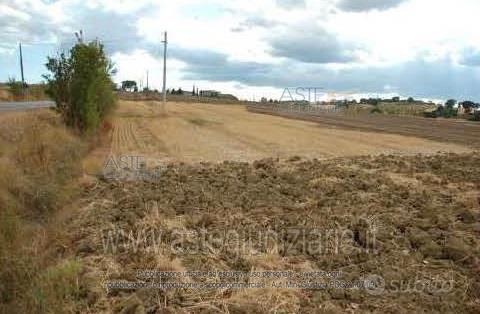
[75,30,84,43]
[19,43,25,94]
[146,70,149,91]
[162,31,168,104]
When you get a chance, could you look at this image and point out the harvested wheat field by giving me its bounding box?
[86,100,472,172]
[70,101,480,313]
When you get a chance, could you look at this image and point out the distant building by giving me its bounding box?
[200,90,220,97]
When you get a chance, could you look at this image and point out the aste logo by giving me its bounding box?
[280,87,325,103]
[102,155,162,181]
[103,155,145,170]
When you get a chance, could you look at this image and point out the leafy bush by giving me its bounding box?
[44,40,116,134]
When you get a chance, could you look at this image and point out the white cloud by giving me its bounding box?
[2,0,480,101]
[336,0,408,12]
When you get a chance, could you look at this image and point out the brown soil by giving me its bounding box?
[54,101,480,313]
[67,152,480,313]
[247,105,480,148]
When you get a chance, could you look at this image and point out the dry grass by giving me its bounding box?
[0,84,49,102]
[0,88,9,101]
[0,110,87,313]
[103,101,470,165]
[377,102,437,116]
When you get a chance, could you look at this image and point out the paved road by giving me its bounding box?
[0,100,55,112]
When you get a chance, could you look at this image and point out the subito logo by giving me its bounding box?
[363,274,385,296]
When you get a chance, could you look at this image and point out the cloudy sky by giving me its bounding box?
[1,0,480,101]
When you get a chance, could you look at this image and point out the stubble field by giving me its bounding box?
[2,102,478,313]
[73,101,479,313]
[84,101,472,172]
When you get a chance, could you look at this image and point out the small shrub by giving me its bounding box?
[7,78,23,98]
[44,39,116,134]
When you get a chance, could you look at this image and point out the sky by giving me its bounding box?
[1,0,480,101]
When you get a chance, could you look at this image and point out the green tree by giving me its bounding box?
[44,39,116,134]
[368,98,380,106]
[445,99,456,108]
[460,101,474,108]
[121,80,137,92]
[436,100,456,118]
[460,101,478,114]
